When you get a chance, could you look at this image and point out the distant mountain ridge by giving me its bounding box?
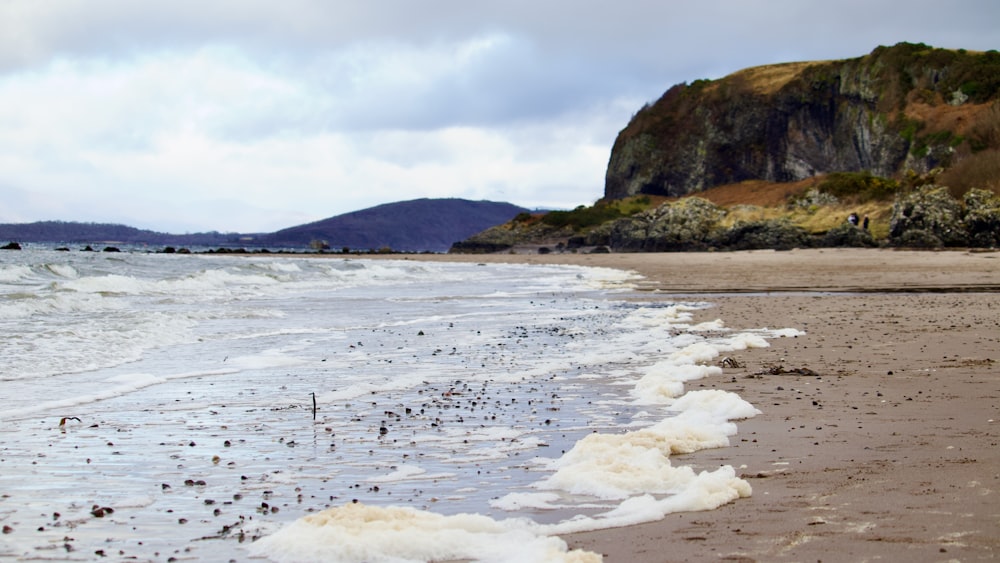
[0,198,528,252]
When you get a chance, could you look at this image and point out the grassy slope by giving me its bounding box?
[691,178,896,239]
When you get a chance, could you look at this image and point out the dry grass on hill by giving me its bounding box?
[678,177,895,238]
[904,99,996,138]
[691,178,819,207]
[720,61,827,95]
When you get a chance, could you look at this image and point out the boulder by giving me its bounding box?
[889,186,966,246]
[819,222,878,247]
[608,197,725,251]
[712,218,811,250]
[962,188,1000,247]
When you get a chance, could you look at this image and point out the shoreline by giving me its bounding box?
[369,248,1000,561]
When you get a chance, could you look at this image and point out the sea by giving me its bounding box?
[0,246,799,562]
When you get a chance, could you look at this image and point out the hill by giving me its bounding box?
[606,42,1000,200]
[256,199,527,252]
[0,199,527,253]
[0,221,237,248]
[452,43,1000,253]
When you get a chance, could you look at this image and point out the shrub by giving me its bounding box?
[817,171,900,202]
[541,203,627,231]
[939,148,1000,197]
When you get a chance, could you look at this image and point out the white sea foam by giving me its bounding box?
[248,503,602,563]
[254,319,777,561]
[0,264,34,282]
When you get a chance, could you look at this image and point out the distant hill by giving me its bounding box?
[0,199,528,252]
[0,221,238,248]
[256,198,528,252]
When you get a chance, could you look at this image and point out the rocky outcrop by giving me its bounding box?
[820,222,878,248]
[449,214,577,253]
[448,43,1000,254]
[889,186,1000,247]
[595,187,1000,252]
[601,197,725,251]
[712,219,812,251]
[962,188,1000,247]
[606,43,1000,201]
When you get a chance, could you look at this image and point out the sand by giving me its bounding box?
[383,248,1000,561]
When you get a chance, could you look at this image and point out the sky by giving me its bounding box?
[1,1,997,234]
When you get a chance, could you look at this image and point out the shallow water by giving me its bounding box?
[0,249,793,561]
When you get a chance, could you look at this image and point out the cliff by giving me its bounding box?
[605,42,1000,200]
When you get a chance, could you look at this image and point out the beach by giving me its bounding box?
[385,248,1000,561]
[1,247,996,561]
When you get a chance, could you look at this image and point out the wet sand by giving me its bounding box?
[385,248,1000,561]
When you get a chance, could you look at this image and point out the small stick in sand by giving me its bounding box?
[58,416,81,432]
[311,392,317,420]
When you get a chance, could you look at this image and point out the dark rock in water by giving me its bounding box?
[82,245,95,252]
[55,247,70,252]
[102,246,121,253]
[1,241,21,250]
[449,241,513,254]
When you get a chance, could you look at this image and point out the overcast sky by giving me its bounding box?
[1,1,997,233]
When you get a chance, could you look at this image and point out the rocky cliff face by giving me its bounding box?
[606,43,1000,200]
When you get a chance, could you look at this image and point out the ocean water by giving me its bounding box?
[0,248,799,562]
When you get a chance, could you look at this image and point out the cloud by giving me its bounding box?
[1,0,998,232]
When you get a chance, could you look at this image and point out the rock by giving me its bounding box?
[712,218,811,251]
[819,222,878,248]
[886,185,1000,248]
[889,186,966,246]
[608,197,725,251]
[1,241,21,250]
[448,241,513,254]
[962,188,1000,247]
